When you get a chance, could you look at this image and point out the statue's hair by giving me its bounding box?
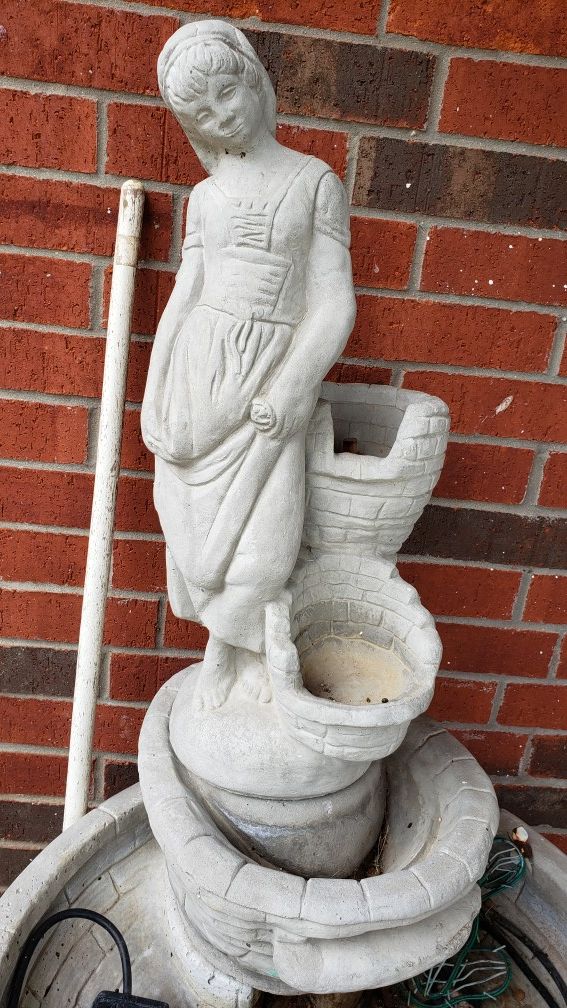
[163,39,261,118]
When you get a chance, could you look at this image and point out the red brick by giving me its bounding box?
[354,136,565,231]
[452,729,527,776]
[387,0,566,58]
[163,607,209,651]
[440,60,567,149]
[494,782,566,828]
[0,798,62,844]
[350,297,553,372]
[524,574,567,625]
[0,330,150,403]
[102,758,139,799]
[0,253,90,328]
[428,677,496,725]
[0,400,89,464]
[325,363,392,385]
[115,475,160,534]
[94,704,146,755]
[0,529,87,587]
[112,539,165,592]
[350,218,416,290]
[402,372,567,443]
[0,89,96,172]
[398,562,521,619]
[438,623,556,679]
[121,0,380,32]
[0,0,179,94]
[0,590,157,647]
[0,466,93,528]
[435,443,533,506]
[109,653,191,702]
[0,848,39,889]
[539,454,567,509]
[120,410,152,472]
[106,104,204,186]
[543,833,567,854]
[276,125,348,180]
[529,735,567,779]
[0,176,172,262]
[0,751,68,797]
[0,695,145,755]
[498,683,567,730]
[421,228,567,307]
[103,267,175,337]
[264,35,433,128]
[0,696,71,747]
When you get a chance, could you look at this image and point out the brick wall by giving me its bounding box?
[0,0,566,889]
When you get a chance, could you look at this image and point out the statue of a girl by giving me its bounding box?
[142,21,356,710]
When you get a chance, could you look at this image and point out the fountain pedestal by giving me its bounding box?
[137,382,501,996]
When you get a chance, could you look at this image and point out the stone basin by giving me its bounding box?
[1,786,564,1008]
[266,554,441,764]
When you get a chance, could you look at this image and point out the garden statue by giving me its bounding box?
[137,19,500,1000]
[141,20,356,711]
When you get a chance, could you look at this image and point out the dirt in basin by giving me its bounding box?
[300,636,409,705]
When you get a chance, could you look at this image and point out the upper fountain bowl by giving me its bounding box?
[304,383,450,559]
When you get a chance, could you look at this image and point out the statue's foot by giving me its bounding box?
[240,657,272,704]
[194,638,236,711]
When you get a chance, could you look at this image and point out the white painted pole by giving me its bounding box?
[63,180,145,830]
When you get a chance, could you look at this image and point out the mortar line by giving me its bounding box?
[344,131,362,204]
[339,352,567,380]
[424,51,451,134]
[2,156,566,242]
[407,223,429,291]
[547,318,567,376]
[522,449,549,507]
[547,633,565,680]
[375,0,391,39]
[511,571,533,621]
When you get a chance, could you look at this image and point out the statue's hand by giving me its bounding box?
[250,398,276,432]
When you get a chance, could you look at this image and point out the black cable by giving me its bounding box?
[485,909,567,1004]
[7,908,132,1008]
[481,918,563,1008]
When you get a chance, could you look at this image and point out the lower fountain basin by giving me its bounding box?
[1,788,564,1008]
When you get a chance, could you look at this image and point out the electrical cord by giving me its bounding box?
[7,908,132,1008]
[481,916,563,1008]
[482,910,567,1005]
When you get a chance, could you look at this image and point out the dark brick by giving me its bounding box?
[403,504,567,569]
[246,32,434,127]
[103,759,139,799]
[0,645,76,697]
[353,137,567,230]
[494,784,567,829]
[0,799,63,843]
[0,846,38,889]
[529,736,567,779]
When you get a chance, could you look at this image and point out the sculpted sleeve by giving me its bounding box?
[181,184,204,253]
[313,170,351,248]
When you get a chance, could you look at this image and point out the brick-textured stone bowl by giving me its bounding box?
[304,383,450,559]
[265,553,441,762]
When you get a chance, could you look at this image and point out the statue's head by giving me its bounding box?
[158,21,277,171]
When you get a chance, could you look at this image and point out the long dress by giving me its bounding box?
[143,155,350,653]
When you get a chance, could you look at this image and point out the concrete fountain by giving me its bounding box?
[1,19,565,1008]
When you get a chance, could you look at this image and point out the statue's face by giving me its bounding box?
[184,72,266,152]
